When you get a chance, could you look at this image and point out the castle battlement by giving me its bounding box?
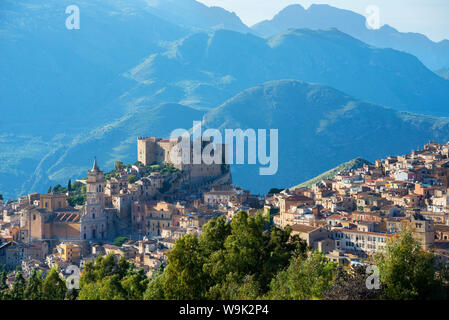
[137,136,230,185]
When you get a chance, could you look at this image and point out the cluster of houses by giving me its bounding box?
[0,139,262,284]
[266,142,449,266]
[7,139,449,283]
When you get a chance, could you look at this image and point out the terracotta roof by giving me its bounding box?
[291,224,319,233]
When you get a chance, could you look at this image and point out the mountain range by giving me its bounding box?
[203,80,449,193]
[1,0,449,199]
[252,4,449,71]
[127,28,449,115]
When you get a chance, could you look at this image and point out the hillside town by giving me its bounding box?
[267,141,449,266]
[0,136,262,285]
[0,137,263,284]
[3,140,449,287]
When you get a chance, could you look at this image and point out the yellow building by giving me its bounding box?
[57,243,81,263]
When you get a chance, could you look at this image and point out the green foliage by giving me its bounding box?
[113,237,129,247]
[49,180,86,206]
[143,163,180,177]
[267,251,336,300]
[145,211,308,300]
[207,273,261,300]
[121,268,149,300]
[24,269,43,300]
[268,188,284,195]
[127,174,137,184]
[115,161,125,171]
[0,271,8,300]
[294,157,372,189]
[162,234,208,299]
[144,268,166,300]
[0,194,3,201]
[78,255,147,300]
[10,270,26,300]
[52,184,65,194]
[374,225,443,300]
[198,215,231,256]
[42,267,66,300]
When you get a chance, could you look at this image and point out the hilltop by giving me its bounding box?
[291,157,373,189]
[203,80,449,194]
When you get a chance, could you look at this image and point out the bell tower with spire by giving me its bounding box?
[81,157,108,241]
[86,157,105,208]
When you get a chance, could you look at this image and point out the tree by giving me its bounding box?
[127,174,137,184]
[24,269,43,300]
[324,265,382,300]
[207,273,261,300]
[205,211,266,285]
[113,237,129,247]
[115,161,125,171]
[268,251,336,300]
[144,269,166,300]
[0,271,8,300]
[0,194,3,201]
[374,224,440,300]
[0,271,7,290]
[268,188,284,195]
[10,270,26,300]
[258,226,308,291]
[42,267,67,300]
[67,179,72,192]
[78,275,126,300]
[163,234,208,299]
[198,215,231,256]
[52,184,65,194]
[47,186,52,194]
[77,255,147,300]
[121,269,149,300]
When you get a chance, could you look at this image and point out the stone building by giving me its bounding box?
[80,159,114,241]
[19,195,81,244]
[137,136,229,185]
[131,201,181,237]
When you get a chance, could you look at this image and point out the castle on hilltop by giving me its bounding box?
[137,136,231,185]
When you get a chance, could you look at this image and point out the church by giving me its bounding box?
[80,158,117,241]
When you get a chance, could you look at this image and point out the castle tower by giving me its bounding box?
[81,158,108,241]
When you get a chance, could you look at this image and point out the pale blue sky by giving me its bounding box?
[198,0,449,42]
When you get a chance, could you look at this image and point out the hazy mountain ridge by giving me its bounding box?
[252,4,449,70]
[203,80,449,194]
[127,28,449,115]
[142,0,251,33]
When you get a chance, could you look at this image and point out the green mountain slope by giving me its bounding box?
[128,28,449,116]
[203,80,449,194]
[9,103,204,200]
[291,157,372,189]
